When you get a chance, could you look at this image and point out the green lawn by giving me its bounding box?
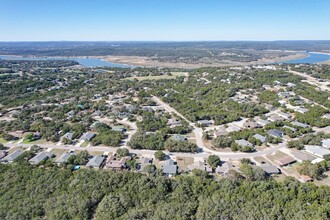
[0,138,8,144]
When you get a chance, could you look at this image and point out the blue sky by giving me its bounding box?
[1,0,329,41]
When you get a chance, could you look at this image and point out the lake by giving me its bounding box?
[281,52,330,64]
[0,55,133,68]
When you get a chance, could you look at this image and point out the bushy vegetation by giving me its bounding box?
[0,164,330,219]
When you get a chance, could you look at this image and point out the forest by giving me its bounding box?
[0,164,330,219]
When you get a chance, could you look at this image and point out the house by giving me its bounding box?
[171,134,187,142]
[243,120,259,129]
[167,118,181,127]
[255,118,270,127]
[299,175,313,183]
[235,139,253,147]
[286,82,296,88]
[0,150,23,163]
[215,162,240,176]
[322,139,330,149]
[66,110,76,118]
[214,127,229,137]
[55,152,74,165]
[80,132,96,141]
[274,155,296,166]
[188,160,212,173]
[112,126,126,133]
[277,112,292,120]
[29,151,54,165]
[197,120,212,127]
[268,114,284,122]
[226,124,241,132]
[295,107,309,114]
[105,155,127,171]
[268,129,283,138]
[162,159,178,176]
[86,156,105,168]
[139,157,152,171]
[291,121,308,128]
[277,92,291,99]
[62,132,73,141]
[305,145,330,159]
[259,165,280,175]
[0,151,7,160]
[283,125,296,133]
[253,134,266,143]
[264,104,275,111]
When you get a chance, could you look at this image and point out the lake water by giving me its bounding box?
[0,55,133,68]
[281,52,330,64]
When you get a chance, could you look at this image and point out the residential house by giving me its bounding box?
[139,157,152,172]
[291,121,308,128]
[295,107,309,114]
[112,126,126,133]
[29,151,54,165]
[259,165,280,175]
[0,150,23,163]
[322,139,330,149]
[268,129,283,138]
[188,160,212,173]
[215,162,240,176]
[86,156,105,168]
[274,155,296,166]
[197,120,212,127]
[214,127,229,138]
[171,134,187,142]
[66,110,76,118]
[253,134,266,143]
[0,151,7,160]
[167,118,181,128]
[299,175,313,183]
[243,120,259,129]
[277,112,292,120]
[62,132,74,141]
[162,159,178,176]
[226,124,241,132]
[105,155,128,171]
[56,152,75,165]
[235,139,253,147]
[80,132,96,141]
[255,118,270,127]
[305,145,330,159]
[268,114,284,122]
[283,125,296,133]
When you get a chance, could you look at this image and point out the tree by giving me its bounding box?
[241,158,253,165]
[116,148,129,158]
[154,150,166,160]
[0,143,5,150]
[207,155,221,169]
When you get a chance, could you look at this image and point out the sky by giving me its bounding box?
[1,0,330,41]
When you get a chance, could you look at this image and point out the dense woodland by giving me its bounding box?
[0,164,330,219]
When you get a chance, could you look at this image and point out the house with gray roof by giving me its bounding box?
[112,126,126,133]
[55,152,74,165]
[259,165,280,175]
[62,132,74,140]
[171,134,187,142]
[80,132,96,141]
[322,139,330,149]
[235,139,253,147]
[283,125,296,132]
[291,121,308,128]
[0,150,23,163]
[197,120,212,127]
[268,129,283,138]
[255,118,270,127]
[162,159,178,176]
[305,145,330,159]
[139,157,152,172]
[0,151,7,160]
[29,151,54,165]
[253,134,266,143]
[86,155,105,168]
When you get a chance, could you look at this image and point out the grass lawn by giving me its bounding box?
[80,141,89,147]
[0,138,8,144]
[51,149,68,159]
[22,139,50,145]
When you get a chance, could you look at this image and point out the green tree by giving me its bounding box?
[154,150,166,160]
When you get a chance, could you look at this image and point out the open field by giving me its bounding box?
[105,53,308,68]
